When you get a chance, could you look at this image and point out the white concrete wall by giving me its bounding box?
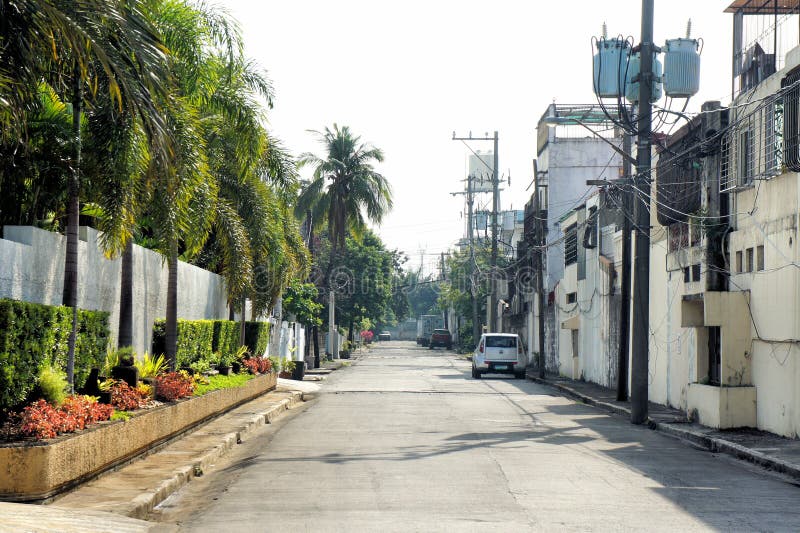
[0,226,228,356]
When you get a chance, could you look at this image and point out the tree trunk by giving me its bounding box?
[63,63,82,393]
[165,241,179,370]
[239,294,246,347]
[228,303,235,321]
[348,318,354,343]
[118,240,134,348]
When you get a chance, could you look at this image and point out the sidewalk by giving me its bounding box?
[528,371,800,482]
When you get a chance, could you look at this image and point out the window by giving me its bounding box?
[736,251,743,273]
[746,247,754,273]
[757,245,765,271]
[566,292,577,304]
[738,129,753,186]
[765,100,784,176]
[564,224,577,266]
[783,66,800,171]
[684,267,691,283]
[485,336,516,348]
[692,264,701,282]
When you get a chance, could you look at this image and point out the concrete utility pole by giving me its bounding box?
[453,131,500,333]
[490,132,499,332]
[631,0,654,425]
[450,175,481,344]
[617,132,632,402]
[533,160,547,379]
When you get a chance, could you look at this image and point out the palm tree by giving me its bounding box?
[296,124,393,279]
[0,0,169,389]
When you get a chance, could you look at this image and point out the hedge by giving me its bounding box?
[0,299,109,411]
[152,319,271,366]
[244,321,270,357]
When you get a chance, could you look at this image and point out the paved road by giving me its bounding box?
[153,341,800,532]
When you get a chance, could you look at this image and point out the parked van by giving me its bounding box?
[471,333,527,379]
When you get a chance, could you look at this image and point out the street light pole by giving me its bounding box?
[631,0,654,424]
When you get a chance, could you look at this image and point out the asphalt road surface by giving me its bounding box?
[152,341,800,532]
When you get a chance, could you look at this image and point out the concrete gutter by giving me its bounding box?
[528,375,800,483]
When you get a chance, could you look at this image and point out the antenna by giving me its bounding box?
[602,21,607,39]
[686,19,692,39]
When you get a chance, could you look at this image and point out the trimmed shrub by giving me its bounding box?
[153,319,270,364]
[213,320,240,358]
[0,299,109,411]
[244,321,270,357]
[152,319,214,368]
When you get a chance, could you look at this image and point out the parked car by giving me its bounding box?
[428,329,452,350]
[472,333,526,379]
[378,331,391,341]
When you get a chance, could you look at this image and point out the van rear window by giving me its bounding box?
[485,336,516,348]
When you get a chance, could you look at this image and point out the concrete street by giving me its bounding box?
[152,341,800,532]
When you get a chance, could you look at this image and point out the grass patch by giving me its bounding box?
[111,410,132,422]
[193,373,254,396]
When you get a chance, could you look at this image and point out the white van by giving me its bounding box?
[471,333,527,379]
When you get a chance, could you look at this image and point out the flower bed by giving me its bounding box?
[0,372,276,502]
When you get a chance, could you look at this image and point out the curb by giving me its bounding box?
[125,391,304,520]
[528,376,800,483]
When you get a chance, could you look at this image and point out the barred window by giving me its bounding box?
[783,65,800,171]
[564,224,577,266]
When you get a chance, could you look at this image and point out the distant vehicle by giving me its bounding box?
[472,333,527,379]
[428,329,452,350]
[378,331,391,341]
[416,314,443,346]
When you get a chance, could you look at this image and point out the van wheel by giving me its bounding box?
[472,366,481,379]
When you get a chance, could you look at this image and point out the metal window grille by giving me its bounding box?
[720,95,783,192]
[783,66,800,171]
[564,224,577,266]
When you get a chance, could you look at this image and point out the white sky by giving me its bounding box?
[220,0,734,276]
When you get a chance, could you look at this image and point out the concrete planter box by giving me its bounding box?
[0,372,276,502]
[687,382,757,429]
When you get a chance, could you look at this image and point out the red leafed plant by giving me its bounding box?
[11,396,114,440]
[110,380,149,411]
[154,372,194,402]
[243,357,271,374]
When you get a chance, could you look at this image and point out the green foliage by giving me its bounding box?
[102,346,120,377]
[280,359,296,373]
[38,365,68,406]
[189,359,211,375]
[111,411,132,422]
[135,353,167,379]
[212,320,240,360]
[244,321,270,357]
[152,319,214,369]
[192,373,254,396]
[282,279,322,327]
[0,299,109,411]
[113,346,136,366]
[153,319,270,367]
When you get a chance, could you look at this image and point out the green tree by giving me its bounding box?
[0,0,169,388]
[296,124,393,285]
[283,279,322,327]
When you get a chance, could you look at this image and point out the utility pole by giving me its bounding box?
[328,289,337,359]
[452,131,499,333]
[490,131,499,332]
[533,160,547,379]
[631,0,654,424]
[617,131,632,402]
[450,175,481,344]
